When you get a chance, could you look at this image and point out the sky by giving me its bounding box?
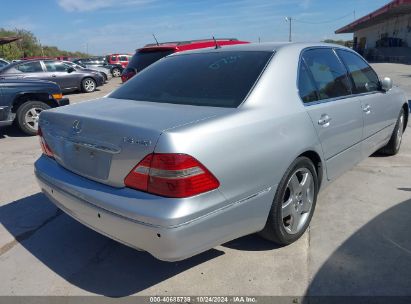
[0,0,391,55]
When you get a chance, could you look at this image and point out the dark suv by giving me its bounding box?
[0,79,69,135]
[121,38,249,82]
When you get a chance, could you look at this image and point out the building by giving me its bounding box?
[336,0,411,63]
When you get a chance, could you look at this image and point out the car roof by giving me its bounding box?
[168,42,353,56]
[143,38,241,47]
[139,38,249,52]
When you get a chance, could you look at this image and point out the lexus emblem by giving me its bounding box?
[72,120,82,134]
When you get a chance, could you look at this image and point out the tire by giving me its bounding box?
[112,67,121,77]
[16,101,50,136]
[379,109,405,156]
[81,77,96,93]
[259,156,318,245]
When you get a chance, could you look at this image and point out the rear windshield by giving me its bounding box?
[126,49,174,73]
[110,51,272,108]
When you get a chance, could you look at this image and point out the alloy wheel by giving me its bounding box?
[112,68,121,77]
[84,79,96,92]
[281,168,315,234]
[24,107,43,132]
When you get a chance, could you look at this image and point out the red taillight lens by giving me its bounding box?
[121,70,136,83]
[37,127,54,158]
[124,153,220,198]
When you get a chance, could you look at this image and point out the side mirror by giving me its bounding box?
[67,67,75,73]
[381,77,393,92]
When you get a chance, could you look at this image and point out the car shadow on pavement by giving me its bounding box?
[64,89,101,96]
[223,234,281,251]
[306,198,411,300]
[0,125,30,139]
[0,193,223,297]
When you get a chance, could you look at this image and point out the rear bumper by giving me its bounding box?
[34,156,274,261]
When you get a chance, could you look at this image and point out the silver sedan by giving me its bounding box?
[35,43,409,261]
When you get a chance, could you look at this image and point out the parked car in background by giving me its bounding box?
[106,54,132,69]
[0,58,10,68]
[34,43,409,261]
[73,57,123,77]
[0,60,104,93]
[63,61,112,82]
[121,38,249,82]
[0,78,68,135]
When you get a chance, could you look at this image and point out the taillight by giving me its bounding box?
[121,70,136,83]
[124,153,220,198]
[37,127,54,158]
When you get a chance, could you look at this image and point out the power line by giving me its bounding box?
[293,11,354,25]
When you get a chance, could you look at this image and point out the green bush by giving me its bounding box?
[0,28,89,60]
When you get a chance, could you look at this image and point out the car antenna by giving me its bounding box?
[152,34,160,46]
[213,36,221,49]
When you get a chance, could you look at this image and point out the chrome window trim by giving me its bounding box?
[302,91,381,107]
[296,46,384,107]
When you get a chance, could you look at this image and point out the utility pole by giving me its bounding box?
[285,17,292,42]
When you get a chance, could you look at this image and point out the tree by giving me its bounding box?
[0,28,89,60]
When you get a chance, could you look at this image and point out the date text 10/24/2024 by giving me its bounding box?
[149,296,258,303]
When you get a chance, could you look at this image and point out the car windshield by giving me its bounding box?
[110,51,272,108]
[126,49,174,73]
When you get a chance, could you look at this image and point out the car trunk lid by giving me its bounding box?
[39,97,231,187]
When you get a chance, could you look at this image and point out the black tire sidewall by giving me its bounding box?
[268,157,318,244]
[16,101,50,136]
[392,109,405,154]
[381,108,405,155]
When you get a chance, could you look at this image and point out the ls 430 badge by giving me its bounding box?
[123,136,152,146]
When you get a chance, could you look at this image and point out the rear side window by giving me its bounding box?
[126,50,174,73]
[298,61,318,103]
[16,61,43,73]
[110,51,272,108]
[302,49,351,100]
[336,50,380,94]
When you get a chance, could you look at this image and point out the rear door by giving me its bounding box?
[335,49,398,156]
[300,48,364,181]
[13,61,45,80]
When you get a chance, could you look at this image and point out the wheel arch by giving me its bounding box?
[81,75,97,83]
[11,93,57,113]
[298,150,324,190]
[80,76,97,91]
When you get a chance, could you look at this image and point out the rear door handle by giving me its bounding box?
[51,74,57,78]
[318,114,331,127]
[363,104,371,114]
